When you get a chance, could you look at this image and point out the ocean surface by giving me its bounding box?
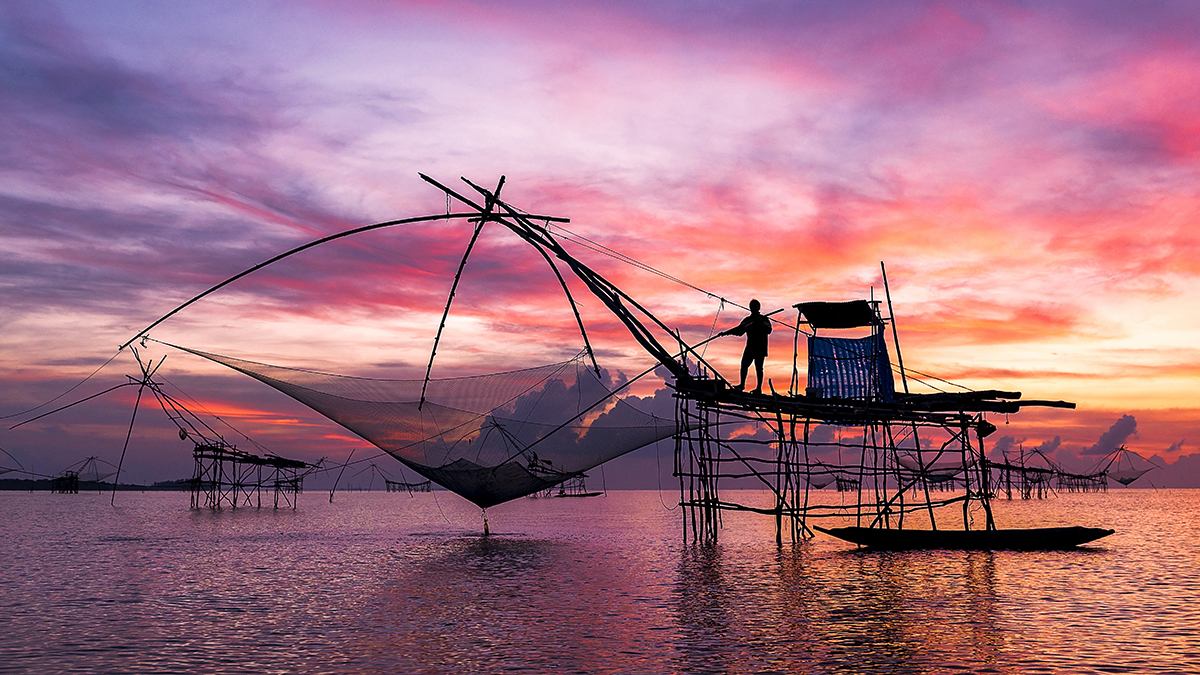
[1,488,1197,674]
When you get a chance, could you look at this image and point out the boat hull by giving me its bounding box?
[815,525,1115,550]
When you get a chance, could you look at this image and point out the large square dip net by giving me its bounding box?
[174,345,674,507]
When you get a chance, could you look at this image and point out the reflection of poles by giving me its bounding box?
[672,546,734,674]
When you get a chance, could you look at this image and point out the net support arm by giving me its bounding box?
[418,176,503,410]
[121,212,491,351]
[447,176,688,379]
[525,238,602,377]
[418,174,602,377]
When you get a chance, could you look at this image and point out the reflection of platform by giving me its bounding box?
[815,525,1115,550]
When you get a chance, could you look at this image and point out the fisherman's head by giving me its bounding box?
[749,299,761,313]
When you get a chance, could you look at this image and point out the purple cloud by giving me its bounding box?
[1081,414,1138,456]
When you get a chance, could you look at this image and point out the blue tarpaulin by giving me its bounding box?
[807,333,895,402]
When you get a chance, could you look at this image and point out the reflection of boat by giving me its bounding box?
[815,525,1115,550]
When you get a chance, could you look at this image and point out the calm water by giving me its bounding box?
[1,488,1197,674]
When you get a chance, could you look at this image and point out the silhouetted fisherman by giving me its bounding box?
[721,299,772,394]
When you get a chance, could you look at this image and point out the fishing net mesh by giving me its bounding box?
[175,346,674,507]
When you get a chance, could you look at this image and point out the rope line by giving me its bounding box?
[0,351,123,420]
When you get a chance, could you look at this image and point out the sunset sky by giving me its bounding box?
[2,0,1198,487]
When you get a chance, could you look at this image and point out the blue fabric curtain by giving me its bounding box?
[807,332,895,402]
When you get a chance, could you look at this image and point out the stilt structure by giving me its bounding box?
[49,456,119,494]
[527,454,603,498]
[385,478,432,493]
[987,445,1127,499]
[51,470,79,494]
[1057,470,1108,493]
[673,299,1076,544]
[531,472,602,498]
[108,359,326,510]
[987,447,1058,499]
[190,441,314,509]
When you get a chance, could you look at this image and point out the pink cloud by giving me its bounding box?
[1041,51,1200,161]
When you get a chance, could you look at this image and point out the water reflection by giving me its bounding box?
[359,533,678,673]
[672,543,1009,674]
[3,491,1198,674]
[367,536,570,672]
[831,551,1003,672]
[673,545,736,674]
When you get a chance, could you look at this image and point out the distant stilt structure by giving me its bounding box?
[987,444,1120,498]
[10,346,319,507]
[988,447,1058,499]
[49,456,119,494]
[113,361,325,510]
[385,478,432,494]
[527,455,603,498]
[835,475,861,493]
[190,442,314,509]
[1058,470,1108,493]
[51,470,79,494]
[548,472,602,497]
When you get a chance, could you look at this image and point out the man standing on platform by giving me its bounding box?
[721,299,772,394]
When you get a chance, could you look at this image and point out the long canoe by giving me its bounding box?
[814,525,1115,550]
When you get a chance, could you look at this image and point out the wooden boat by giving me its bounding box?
[814,525,1115,550]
